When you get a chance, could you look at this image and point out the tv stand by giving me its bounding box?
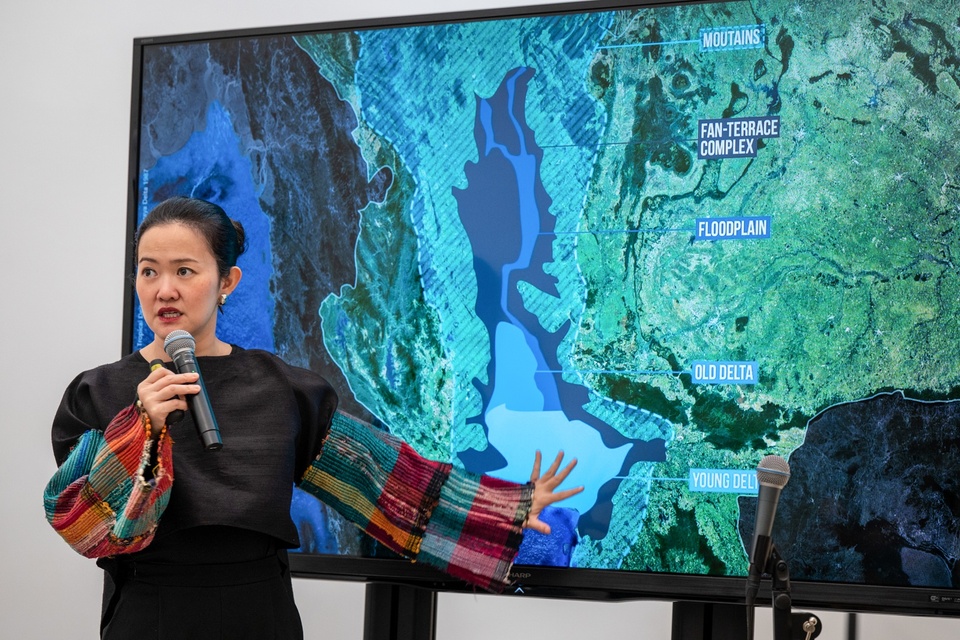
[672,601,748,640]
[363,583,438,640]
[358,586,829,640]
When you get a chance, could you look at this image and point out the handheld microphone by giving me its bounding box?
[746,454,791,604]
[148,359,185,425]
[163,330,223,451]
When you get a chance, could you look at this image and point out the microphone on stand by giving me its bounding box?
[745,454,791,638]
[163,330,223,451]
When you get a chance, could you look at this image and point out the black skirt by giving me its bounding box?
[98,527,303,640]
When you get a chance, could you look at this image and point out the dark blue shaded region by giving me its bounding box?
[453,67,666,543]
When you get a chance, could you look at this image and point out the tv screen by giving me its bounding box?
[126,0,960,617]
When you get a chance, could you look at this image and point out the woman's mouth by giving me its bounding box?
[158,308,182,321]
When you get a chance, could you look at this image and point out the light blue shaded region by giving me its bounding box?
[133,101,275,353]
[484,403,631,516]
[488,322,544,412]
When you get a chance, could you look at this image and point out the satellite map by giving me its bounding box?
[134,0,960,586]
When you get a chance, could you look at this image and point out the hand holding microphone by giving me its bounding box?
[147,359,186,426]
[136,361,198,438]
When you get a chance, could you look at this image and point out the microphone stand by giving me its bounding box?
[763,544,824,640]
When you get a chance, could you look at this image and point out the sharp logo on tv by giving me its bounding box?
[129,0,959,610]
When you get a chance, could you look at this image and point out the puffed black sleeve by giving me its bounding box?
[279,359,339,481]
[52,362,141,466]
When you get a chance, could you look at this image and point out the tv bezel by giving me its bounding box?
[123,0,960,619]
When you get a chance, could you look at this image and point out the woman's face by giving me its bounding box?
[135,222,239,351]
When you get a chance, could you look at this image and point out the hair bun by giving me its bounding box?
[231,219,248,257]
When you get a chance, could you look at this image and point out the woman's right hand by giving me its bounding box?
[136,366,200,438]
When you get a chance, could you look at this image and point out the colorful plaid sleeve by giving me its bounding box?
[43,403,174,558]
[299,412,533,591]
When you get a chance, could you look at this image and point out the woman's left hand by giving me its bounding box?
[523,451,583,535]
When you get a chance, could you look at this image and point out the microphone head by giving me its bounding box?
[163,329,196,359]
[756,454,790,489]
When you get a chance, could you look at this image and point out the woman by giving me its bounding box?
[44,196,581,639]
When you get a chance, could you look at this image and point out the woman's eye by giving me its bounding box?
[177,267,193,276]
[140,267,155,277]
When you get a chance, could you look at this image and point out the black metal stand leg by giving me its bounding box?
[672,601,749,640]
[363,583,438,640]
[768,546,823,640]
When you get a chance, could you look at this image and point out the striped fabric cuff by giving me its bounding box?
[419,468,532,591]
[44,404,173,557]
[301,413,440,557]
[301,413,532,591]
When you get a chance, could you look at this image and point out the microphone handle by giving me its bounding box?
[172,352,223,451]
[747,486,780,602]
[755,485,781,538]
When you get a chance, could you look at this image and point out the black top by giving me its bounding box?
[52,347,338,550]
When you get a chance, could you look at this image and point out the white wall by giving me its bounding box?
[0,1,955,638]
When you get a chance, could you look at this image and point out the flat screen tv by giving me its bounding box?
[125,0,960,623]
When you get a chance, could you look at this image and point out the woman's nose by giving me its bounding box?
[157,276,179,299]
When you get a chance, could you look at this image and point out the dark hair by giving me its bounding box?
[135,197,247,278]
